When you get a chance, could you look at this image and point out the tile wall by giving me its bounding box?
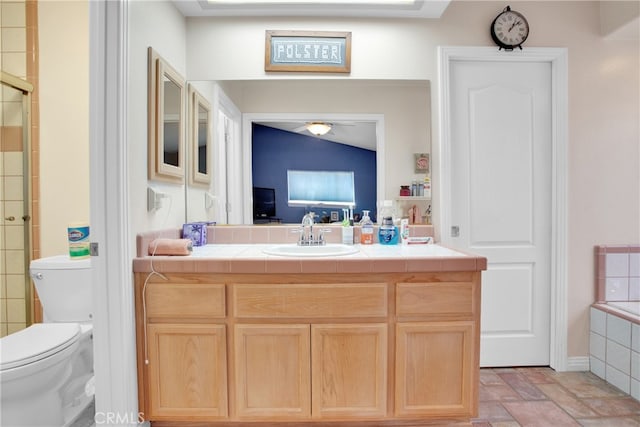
[595,245,640,302]
[1,0,39,337]
[590,307,640,401]
[591,245,640,402]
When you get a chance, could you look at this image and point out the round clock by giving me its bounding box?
[491,6,529,51]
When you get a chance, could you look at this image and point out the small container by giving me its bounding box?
[400,185,411,196]
[400,218,410,244]
[378,217,398,245]
[411,180,418,196]
[360,210,374,245]
[67,223,90,259]
[182,222,208,246]
[341,208,354,245]
[423,177,432,199]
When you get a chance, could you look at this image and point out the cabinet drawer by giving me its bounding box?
[396,282,474,317]
[233,283,388,318]
[146,283,225,318]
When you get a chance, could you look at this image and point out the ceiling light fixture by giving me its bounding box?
[306,122,332,136]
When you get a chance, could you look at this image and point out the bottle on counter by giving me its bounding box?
[378,200,395,225]
[378,216,399,245]
[360,210,374,245]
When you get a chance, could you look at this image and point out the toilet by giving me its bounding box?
[0,255,94,427]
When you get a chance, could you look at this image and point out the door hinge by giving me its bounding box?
[90,242,99,256]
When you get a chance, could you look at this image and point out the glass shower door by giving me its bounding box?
[1,72,33,337]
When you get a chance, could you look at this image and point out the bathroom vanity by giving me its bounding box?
[133,236,486,426]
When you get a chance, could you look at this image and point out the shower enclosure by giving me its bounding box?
[1,71,33,337]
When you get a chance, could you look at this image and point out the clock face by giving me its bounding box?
[492,10,529,49]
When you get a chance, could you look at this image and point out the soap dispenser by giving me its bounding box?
[360,210,374,245]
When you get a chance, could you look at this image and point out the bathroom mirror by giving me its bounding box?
[185,79,431,224]
[148,47,185,183]
[188,84,212,186]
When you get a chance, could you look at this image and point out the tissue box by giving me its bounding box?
[182,222,209,247]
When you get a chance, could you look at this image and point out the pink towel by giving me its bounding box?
[148,238,193,256]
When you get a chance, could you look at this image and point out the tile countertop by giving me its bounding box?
[132,243,487,274]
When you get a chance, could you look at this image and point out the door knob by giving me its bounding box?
[4,216,15,221]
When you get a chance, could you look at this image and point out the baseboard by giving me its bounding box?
[566,356,590,371]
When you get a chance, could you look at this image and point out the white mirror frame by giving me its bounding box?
[148,47,185,183]
[188,84,212,186]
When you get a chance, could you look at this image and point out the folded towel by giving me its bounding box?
[148,238,193,256]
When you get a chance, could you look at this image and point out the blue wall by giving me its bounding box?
[252,124,377,224]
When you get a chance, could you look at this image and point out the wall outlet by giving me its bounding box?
[147,187,168,212]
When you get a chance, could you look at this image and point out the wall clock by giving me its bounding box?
[491,6,529,51]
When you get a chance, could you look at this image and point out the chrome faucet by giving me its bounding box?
[297,212,329,246]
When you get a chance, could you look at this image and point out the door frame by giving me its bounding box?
[437,46,569,371]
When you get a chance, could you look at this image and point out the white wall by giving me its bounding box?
[128,0,187,252]
[181,1,639,358]
[39,1,90,256]
[35,0,634,362]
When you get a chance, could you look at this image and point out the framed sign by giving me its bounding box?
[265,30,351,73]
[414,153,430,174]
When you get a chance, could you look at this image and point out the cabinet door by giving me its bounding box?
[311,324,388,419]
[147,324,228,420]
[235,324,311,419]
[396,322,475,418]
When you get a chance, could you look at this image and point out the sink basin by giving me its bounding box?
[263,244,359,257]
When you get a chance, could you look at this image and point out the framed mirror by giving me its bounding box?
[148,47,185,183]
[188,84,212,186]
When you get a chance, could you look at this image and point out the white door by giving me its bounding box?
[447,59,552,367]
[216,87,242,224]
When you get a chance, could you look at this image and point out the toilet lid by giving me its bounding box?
[0,323,80,370]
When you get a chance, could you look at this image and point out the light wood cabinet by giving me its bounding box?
[134,271,481,425]
[395,321,474,417]
[311,324,387,419]
[234,324,311,419]
[147,324,228,420]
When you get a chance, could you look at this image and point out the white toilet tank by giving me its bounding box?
[30,255,92,323]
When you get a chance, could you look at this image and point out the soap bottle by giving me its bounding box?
[378,216,399,245]
[360,210,374,244]
[341,208,354,245]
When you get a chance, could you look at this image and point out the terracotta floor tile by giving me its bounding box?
[576,417,640,426]
[536,383,599,418]
[498,372,548,401]
[480,384,522,402]
[502,400,581,426]
[480,369,508,386]
[582,397,640,417]
[477,401,516,422]
[516,367,557,384]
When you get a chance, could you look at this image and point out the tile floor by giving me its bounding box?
[65,368,640,427]
[474,367,640,426]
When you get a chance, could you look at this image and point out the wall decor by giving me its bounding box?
[414,153,430,174]
[265,30,351,73]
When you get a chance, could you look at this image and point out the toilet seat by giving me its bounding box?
[1,323,80,371]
